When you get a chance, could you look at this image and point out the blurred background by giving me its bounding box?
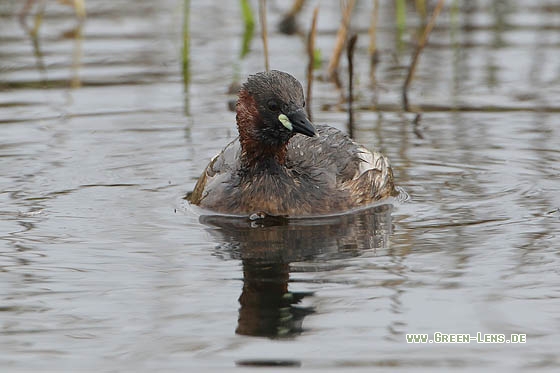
[1,0,559,371]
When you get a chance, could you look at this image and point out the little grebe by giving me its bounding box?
[188,70,397,216]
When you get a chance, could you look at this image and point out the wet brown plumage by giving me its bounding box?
[188,70,397,217]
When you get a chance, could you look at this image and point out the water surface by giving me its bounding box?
[1,0,559,371]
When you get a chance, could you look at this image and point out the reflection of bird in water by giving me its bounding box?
[236,260,314,338]
[200,204,393,338]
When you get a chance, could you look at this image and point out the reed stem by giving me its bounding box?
[402,0,445,111]
[347,34,358,138]
[258,0,270,71]
[306,6,319,121]
[182,0,191,86]
[240,0,255,59]
[327,0,355,81]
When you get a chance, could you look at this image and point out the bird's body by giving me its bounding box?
[188,71,397,217]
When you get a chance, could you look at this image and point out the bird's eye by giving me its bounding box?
[267,100,280,112]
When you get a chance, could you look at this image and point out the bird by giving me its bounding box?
[187,70,397,217]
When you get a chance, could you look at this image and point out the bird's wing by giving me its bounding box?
[287,125,396,201]
[187,138,241,205]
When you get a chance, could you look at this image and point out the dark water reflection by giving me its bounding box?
[202,205,392,339]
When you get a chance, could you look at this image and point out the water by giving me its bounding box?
[1,0,559,371]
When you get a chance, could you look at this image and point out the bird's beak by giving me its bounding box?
[286,109,317,137]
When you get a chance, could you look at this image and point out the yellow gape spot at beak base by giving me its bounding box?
[278,114,293,131]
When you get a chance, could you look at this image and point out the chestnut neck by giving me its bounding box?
[236,90,289,170]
